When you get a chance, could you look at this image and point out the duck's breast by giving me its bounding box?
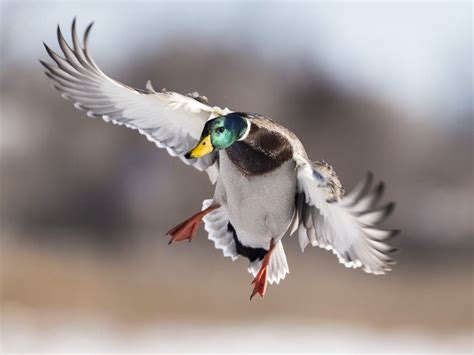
[214,150,297,249]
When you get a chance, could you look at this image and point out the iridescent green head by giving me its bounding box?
[185,113,249,159]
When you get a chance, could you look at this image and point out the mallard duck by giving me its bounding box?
[41,20,398,299]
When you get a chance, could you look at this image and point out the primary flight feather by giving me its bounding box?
[41,19,399,299]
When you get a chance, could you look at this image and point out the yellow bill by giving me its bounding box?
[185,135,214,159]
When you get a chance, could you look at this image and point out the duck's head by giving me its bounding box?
[185,113,249,159]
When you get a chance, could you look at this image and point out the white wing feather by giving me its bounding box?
[294,157,398,275]
[41,19,231,176]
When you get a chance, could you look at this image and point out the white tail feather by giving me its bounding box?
[248,241,289,285]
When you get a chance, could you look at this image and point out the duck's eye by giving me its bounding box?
[215,127,225,134]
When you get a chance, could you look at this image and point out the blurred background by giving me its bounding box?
[0,1,472,353]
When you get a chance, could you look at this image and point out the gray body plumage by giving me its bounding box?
[214,150,297,249]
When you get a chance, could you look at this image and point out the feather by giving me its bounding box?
[41,19,233,179]
[202,199,239,261]
[295,157,398,274]
[248,240,288,285]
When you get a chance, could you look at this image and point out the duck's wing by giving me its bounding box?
[40,19,231,179]
[292,157,399,274]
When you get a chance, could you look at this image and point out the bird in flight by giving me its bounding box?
[41,19,398,300]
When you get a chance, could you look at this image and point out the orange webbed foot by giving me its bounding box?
[166,205,219,244]
[250,265,269,300]
[250,238,277,300]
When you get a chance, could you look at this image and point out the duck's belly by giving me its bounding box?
[214,150,297,249]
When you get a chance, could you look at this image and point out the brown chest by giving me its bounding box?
[224,126,293,177]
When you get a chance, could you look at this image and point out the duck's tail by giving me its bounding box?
[248,240,289,285]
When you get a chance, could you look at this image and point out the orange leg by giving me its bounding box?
[166,204,219,244]
[250,238,277,300]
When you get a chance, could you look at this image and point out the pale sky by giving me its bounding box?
[1,1,472,121]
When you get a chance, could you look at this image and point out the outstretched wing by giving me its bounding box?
[293,158,399,275]
[40,19,231,176]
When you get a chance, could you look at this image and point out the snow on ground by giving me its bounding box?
[1,309,472,354]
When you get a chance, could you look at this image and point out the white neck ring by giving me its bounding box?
[237,118,251,141]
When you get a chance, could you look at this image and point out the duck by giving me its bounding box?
[41,19,398,299]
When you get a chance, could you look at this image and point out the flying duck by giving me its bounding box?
[41,20,398,299]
